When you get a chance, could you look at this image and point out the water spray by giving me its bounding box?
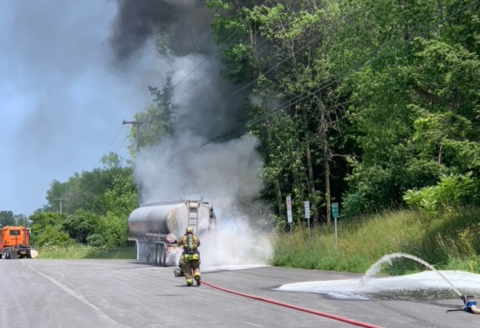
[363,253,463,296]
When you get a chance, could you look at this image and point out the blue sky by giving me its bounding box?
[0,1,162,215]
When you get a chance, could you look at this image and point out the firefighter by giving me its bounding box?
[177,227,201,286]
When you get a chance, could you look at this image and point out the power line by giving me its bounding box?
[103,125,123,154]
[201,0,479,147]
[115,135,129,155]
[94,124,124,168]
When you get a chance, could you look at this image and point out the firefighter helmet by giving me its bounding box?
[186,227,194,234]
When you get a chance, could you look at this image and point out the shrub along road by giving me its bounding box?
[0,259,476,328]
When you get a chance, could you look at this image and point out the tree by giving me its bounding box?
[0,210,15,227]
[62,210,99,244]
[44,158,133,216]
[128,78,177,157]
[208,0,347,224]
[38,154,136,247]
[29,212,74,247]
[339,0,480,215]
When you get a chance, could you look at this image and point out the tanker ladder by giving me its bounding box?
[187,201,199,234]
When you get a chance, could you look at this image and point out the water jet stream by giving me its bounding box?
[362,253,462,297]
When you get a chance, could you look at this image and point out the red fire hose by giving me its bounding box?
[202,280,381,328]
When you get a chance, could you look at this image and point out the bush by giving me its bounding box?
[34,226,75,247]
[403,174,475,211]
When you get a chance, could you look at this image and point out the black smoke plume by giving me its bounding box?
[110,0,248,139]
[110,0,214,61]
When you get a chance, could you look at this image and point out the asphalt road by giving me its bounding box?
[0,259,477,328]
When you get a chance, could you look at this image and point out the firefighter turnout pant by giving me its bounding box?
[183,253,200,286]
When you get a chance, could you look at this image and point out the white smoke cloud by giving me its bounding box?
[135,134,274,266]
[135,134,263,202]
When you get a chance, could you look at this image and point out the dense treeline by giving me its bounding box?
[0,211,27,228]
[29,153,137,247]
[206,0,480,226]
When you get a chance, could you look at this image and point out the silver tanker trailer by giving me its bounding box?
[128,200,216,266]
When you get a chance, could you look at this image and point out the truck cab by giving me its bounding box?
[0,226,32,259]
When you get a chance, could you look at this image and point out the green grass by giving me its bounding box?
[273,207,480,274]
[36,245,137,260]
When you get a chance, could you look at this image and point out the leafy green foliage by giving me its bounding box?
[337,1,480,214]
[29,212,75,247]
[33,157,137,248]
[62,210,99,244]
[403,174,475,211]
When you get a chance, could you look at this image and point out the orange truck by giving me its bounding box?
[0,226,32,259]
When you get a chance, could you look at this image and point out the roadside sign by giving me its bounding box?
[304,201,310,219]
[286,196,292,223]
[332,202,339,219]
[332,202,339,250]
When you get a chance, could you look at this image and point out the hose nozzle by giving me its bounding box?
[461,295,480,314]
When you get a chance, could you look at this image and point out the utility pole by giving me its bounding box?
[122,119,150,206]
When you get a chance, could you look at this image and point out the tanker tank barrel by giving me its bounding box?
[128,200,216,266]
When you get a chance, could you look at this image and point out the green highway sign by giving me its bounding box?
[331,202,339,219]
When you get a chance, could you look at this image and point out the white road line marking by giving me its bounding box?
[22,262,130,328]
[240,321,264,327]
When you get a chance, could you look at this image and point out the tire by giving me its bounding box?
[159,244,166,267]
[163,246,167,266]
[158,244,165,266]
[155,244,160,266]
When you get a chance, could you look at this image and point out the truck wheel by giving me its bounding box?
[160,245,167,266]
[154,245,160,267]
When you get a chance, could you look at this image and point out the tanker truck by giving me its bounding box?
[128,200,216,266]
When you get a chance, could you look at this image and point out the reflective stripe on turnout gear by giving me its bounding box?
[184,253,199,261]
